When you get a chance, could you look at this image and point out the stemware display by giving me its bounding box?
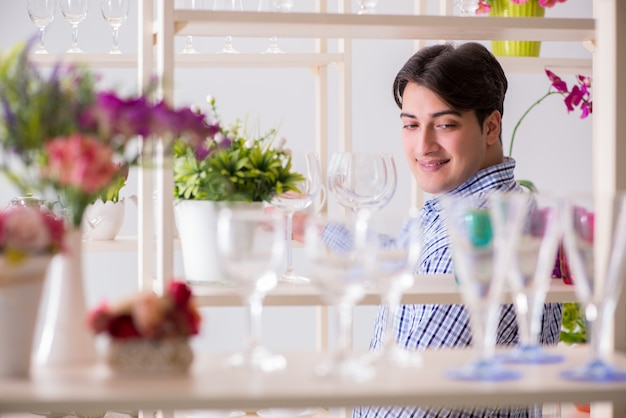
[304,214,376,381]
[363,210,424,368]
[270,152,323,284]
[27,0,57,54]
[260,0,294,54]
[60,0,89,53]
[497,192,566,364]
[355,0,377,14]
[216,208,287,372]
[327,152,397,218]
[441,192,528,381]
[176,0,206,54]
[214,0,243,54]
[560,193,626,382]
[101,0,129,54]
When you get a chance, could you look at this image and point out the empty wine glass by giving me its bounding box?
[363,209,424,368]
[304,214,376,381]
[495,192,565,364]
[260,0,293,54]
[327,152,397,219]
[216,208,287,372]
[355,0,377,14]
[214,0,243,54]
[101,0,129,54]
[270,152,324,284]
[560,192,626,382]
[60,0,89,53]
[27,0,57,54]
[441,191,527,381]
[177,0,205,54]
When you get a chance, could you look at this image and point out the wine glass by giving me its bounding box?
[441,191,527,381]
[270,152,323,284]
[355,0,377,14]
[214,0,243,54]
[494,192,566,364]
[560,192,626,382]
[304,214,376,381]
[177,0,205,54]
[363,209,424,368]
[101,0,129,54]
[260,0,294,54]
[27,0,57,54]
[60,0,89,54]
[216,208,287,372]
[327,152,397,219]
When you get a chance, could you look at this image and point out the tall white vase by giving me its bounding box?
[0,256,51,378]
[35,228,98,367]
[174,200,264,285]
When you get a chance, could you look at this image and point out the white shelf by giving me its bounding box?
[191,274,576,307]
[1,347,625,413]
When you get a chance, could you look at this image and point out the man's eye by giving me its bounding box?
[403,123,418,129]
[438,123,456,129]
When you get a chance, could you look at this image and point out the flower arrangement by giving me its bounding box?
[476,0,567,14]
[87,280,201,340]
[0,40,211,228]
[173,96,305,202]
[0,206,65,265]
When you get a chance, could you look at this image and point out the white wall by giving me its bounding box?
[0,0,593,354]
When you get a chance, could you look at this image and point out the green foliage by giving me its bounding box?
[173,112,304,202]
[560,302,587,345]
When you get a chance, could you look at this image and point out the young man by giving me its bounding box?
[353,42,563,418]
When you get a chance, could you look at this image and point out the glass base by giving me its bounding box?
[560,359,626,382]
[365,346,423,368]
[279,272,310,284]
[226,346,286,373]
[66,47,83,54]
[316,356,375,382]
[498,345,565,365]
[447,359,522,381]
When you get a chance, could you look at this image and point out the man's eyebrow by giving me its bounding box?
[400,110,463,119]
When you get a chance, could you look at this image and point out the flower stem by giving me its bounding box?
[508,90,562,157]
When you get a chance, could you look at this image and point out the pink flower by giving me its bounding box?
[42,134,119,194]
[131,293,169,338]
[0,207,51,254]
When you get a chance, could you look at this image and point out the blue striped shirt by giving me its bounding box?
[351,157,563,418]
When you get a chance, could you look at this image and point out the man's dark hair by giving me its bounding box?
[392,42,508,130]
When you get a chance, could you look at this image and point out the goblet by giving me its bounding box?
[177,0,206,54]
[60,0,89,53]
[496,192,566,364]
[327,152,397,219]
[260,0,294,54]
[355,0,377,14]
[304,214,376,381]
[363,209,424,368]
[560,192,626,382]
[27,0,57,54]
[216,208,287,372]
[101,0,130,54]
[270,152,323,284]
[214,0,243,54]
[441,192,527,381]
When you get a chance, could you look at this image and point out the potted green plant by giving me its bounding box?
[173,97,305,285]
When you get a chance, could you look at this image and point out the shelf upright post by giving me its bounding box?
[137,0,156,294]
[154,0,177,296]
[337,0,353,155]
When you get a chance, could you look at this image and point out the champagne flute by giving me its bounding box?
[304,214,376,381]
[216,208,287,372]
[560,192,626,382]
[364,209,424,368]
[327,152,397,219]
[60,0,89,54]
[101,0,129,54]
[497,192,565,364]
[27,0,57,54]
[214,0,243,54]
[270,152,323,284]
[441,191,527,381]
[260,0,294,54]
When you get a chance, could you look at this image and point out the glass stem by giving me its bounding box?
[38,27,46,50]
[71,24,79,50]
[336,304,353,365]
[112,27,120,51]
[284,212,295,276]
[185,35,193,50]
[381,294,400,352]
[246,294,264,354]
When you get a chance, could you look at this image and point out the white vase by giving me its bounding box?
[82,197,136,241]
[0,256,51,378]
[174,200,264,285]
[35,228,98,368]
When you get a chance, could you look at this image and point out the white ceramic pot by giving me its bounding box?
[174,200,264,285]
[82,197,136,241]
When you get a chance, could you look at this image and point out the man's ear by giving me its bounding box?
[484,110,501,146]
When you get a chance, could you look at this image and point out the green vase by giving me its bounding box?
[489,0,545,57]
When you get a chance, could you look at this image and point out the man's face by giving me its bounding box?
[400,82,500,196]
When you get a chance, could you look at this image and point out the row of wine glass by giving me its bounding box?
[216,173,626,384]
